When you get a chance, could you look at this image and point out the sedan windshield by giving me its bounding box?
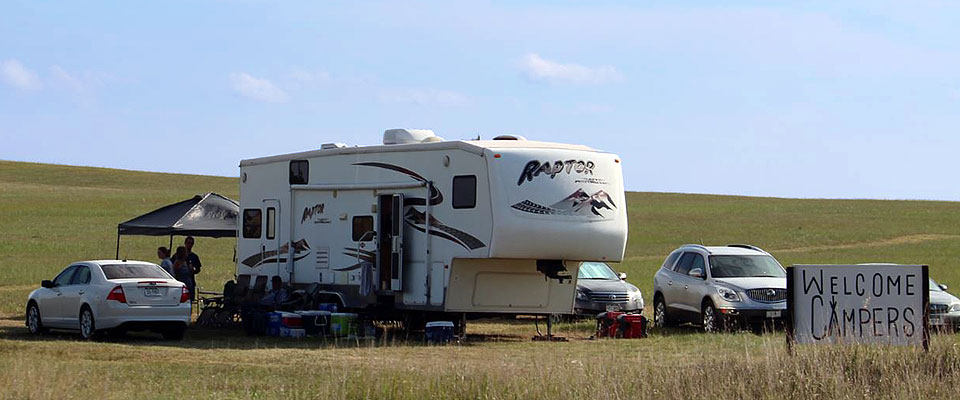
[709,255,785,278]
[930,279,944,292]
[101,263,170,279]
[579,262,619,280]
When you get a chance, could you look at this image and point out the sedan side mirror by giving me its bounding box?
[940,284,949,291]
[618,272,627,280]
[41,280,55,289]
[688,268,704,279]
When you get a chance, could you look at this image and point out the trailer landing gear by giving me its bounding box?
[532,314,568,342]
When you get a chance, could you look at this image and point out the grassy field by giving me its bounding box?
[2,159,960,399]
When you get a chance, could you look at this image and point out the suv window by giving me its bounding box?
[53,266,78,286]
[709,255,785,278]
[675,253,695,275]
[71,266,91,285]
[690,254,706,276]
[662,252,681,270]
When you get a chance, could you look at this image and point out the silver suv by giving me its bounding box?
[652,244,786,332]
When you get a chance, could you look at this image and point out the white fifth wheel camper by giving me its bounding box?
[237,129,627,321]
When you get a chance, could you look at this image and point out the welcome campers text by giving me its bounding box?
[800,268,921,340]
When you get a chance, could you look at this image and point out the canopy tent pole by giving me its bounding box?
[169,235,173,250]
[115,228,121,259]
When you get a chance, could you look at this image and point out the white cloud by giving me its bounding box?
[229,72,289,103]
[0,59,42,91]
[378,88,468,106]
[288,68,331,85]
[518,53,622,85]
[49,65,87,93]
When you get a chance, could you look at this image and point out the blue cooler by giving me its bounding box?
[267,312,302,337]
[266,312,283,337]
[425,321,455,344]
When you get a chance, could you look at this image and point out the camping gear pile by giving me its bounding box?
[595,311,648,339]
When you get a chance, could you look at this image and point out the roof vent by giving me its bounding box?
[383,129,437,145]
[321,142,347,150]
[493,134,527,141]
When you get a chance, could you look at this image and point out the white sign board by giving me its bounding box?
[788,264,928,348]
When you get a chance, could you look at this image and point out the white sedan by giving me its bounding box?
[25,260,192,340]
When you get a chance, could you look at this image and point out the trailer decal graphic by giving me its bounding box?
[404,208,486,250]
[353,162,442,205]
[240,239,311,268]
[353,162,487,250]
[333,248,376,271]
[300,203,325,223]
[511,189,617,218]
[517,159,595,186]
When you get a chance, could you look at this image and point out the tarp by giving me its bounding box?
[117,193,239,238]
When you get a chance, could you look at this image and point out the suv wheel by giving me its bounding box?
[653,295,672,328]
[702,301,722,333]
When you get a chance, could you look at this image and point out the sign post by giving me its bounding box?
[787,264,928,351]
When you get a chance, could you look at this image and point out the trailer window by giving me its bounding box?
[289,160,309,184]
[452,175,477,209]
[265,207,276,239]
[243,208,262,239]
[352,216,374,241]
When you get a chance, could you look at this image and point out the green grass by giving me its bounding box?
[2,159,960,399]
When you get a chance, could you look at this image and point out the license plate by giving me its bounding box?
[144,287,161,297]
[930,316,943,325]
[766,311,782,318]
[606,304,622,312]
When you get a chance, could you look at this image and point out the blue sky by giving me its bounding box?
[2,1,959,200]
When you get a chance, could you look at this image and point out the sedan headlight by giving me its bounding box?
[716,286,741,302]
[950,303,960,312]
[630,290,644,308]
[576,290,588,301]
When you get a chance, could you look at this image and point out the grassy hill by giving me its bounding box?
[3,160,960,399]
[3,159,960,314]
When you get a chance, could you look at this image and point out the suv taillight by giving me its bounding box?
[180,286,191,303]
[106,285,126,303]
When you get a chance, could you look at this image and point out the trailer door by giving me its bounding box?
[262,199,282,279]
[378,194,404,292]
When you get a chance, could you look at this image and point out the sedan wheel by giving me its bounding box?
[702,302,720,333]
[79,308,97,340]
[26,303,44,334]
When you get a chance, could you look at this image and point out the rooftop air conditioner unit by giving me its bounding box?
[383,129,438,145]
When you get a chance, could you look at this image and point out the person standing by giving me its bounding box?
[157,247,173,276]
[172,246,195,300]
[184,236,202,300]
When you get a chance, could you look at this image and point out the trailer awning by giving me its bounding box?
[117,192,239,238]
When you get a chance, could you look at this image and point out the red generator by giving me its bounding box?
[595,312,647,339]
[616,313,647,339]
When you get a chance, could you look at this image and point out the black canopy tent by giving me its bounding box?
[116,192,239,258]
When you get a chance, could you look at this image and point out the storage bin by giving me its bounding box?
[425,321,455,344]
